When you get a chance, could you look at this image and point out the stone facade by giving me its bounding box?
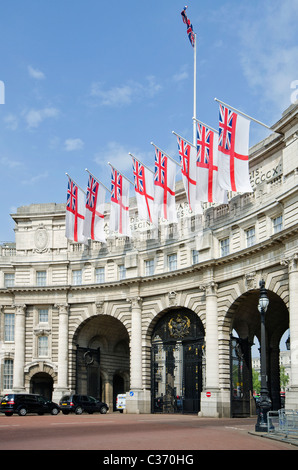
[0,104,298,417]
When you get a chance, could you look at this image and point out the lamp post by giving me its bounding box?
[255,280,272,432]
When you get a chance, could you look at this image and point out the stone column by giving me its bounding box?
[282,253,298,408]
[125,296,150,413]
[199,282,222,417]
[205,282,219,390]
[53,303,69,399]
[13,304,26,392]
[128,296,143,390]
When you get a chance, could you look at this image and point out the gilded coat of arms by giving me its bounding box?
[168,314,190,339]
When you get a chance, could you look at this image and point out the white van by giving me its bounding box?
[116,394,126,412]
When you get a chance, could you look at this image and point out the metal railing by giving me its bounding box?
[268,409,298,439]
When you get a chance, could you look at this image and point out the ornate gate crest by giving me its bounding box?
[168,314,190,339]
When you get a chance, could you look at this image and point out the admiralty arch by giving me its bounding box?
[0,103,298,417]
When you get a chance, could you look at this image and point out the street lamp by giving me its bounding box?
[255,280,272,432]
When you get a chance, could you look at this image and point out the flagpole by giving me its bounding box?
[214,97,276,132]
[65,172,86,194]
[172,130,195,148]
[107,162,134,186]
[150,142,181,167]
[192,117,218,134]
[193,33,197,146]
[129,152,154,174]
[85,168,111,193]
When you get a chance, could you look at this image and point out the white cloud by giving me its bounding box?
[238,1,298,113]
[64,138,84,151]
[24,107,59,128]
[94,141,133,173]
[0,156,22,168]
[90,76,162,107]
[3,114,18,130]
[28,65,45,80]
[22,171,48,185]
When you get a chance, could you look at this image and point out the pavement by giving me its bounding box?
[1,412,297,451]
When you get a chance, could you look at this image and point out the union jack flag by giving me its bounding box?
[197,124,213,167]
[153,146,176,222]
[111,168,123,204]
[66,178,78,214]
[132,157,154,223]
[181,6,195,47]
[86,175,99,210]
[132,159,145,195]
[218,104,235,153]
[65,175,86,244]
[110,166,130,236]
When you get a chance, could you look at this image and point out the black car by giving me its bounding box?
[0,393,60,416]
[59,394,109,415]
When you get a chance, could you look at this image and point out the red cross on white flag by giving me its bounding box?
[218,104,253,193]
[153,145,177,223]
[109,165,131,237]
[65,175,88,244]
[83,173,106,242]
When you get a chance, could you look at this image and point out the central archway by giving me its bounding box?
[228,288,289,417]
[73,315,130,410]
[151,308,205,414]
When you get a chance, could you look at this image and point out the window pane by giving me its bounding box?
[36,271,47,286]
[246,227,256,247]
[3,359,13,389]
[4,314,14,342]
[168,254,177,271]
[73,270,82,285]
[273,215,283,233]
[119,265,126,280]
[95,267,105,283]
[4,273,14,287]
[220,238,229,257]
[39,309,48,323]
[145,259,154,276]
[38,336,48,357]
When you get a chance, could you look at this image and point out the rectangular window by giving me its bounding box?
[192,249,199,264]
[95,267,105,283]
[4,313,14,342]
[3,359,13,389]
[119,265,126,280]
[220,238,230,257]
[145,259,154,276]
[273,215,283,233]
[38,336,48,357]
[36,271,47,286]
[72,270,82,285]
[168,254,177,271]
[246,227,256,247]
[4,273,14,287]
[39,309,48,323]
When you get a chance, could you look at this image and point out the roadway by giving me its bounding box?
[0,412,296,453]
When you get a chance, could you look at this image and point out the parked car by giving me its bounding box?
[59,394,109,415]
[116,393,126,412]
[0,393,60,416]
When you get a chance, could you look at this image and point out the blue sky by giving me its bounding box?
[0,0,298,242]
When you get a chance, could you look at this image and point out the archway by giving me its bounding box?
[151,308,205,414]
[30,372,54,400]
[228,288,289,417]
[73,315,130,410]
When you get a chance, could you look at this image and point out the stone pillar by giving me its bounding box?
[125,296,150,413]
[129,296,143,390]
[199,283,221,417]
[13,304,26,392]
[283,254,298,409]
[53,303,69,400]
